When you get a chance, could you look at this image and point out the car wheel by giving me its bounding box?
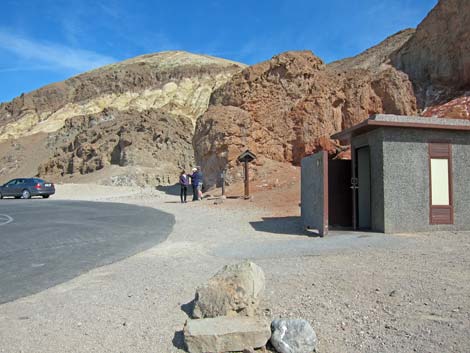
[42,195,50,199]
[22,189,31,199]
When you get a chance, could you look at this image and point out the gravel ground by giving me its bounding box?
[0,184,469,353]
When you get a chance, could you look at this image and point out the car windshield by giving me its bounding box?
[33,178,45,183]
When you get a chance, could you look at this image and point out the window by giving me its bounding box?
[430,159,450,205]
[429,143,453,224]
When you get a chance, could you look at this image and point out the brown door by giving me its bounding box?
[429,143,453,224]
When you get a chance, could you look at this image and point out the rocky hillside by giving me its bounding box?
[391,0,470,109]
[194,44,417,186]
[328,29,415,72]
[0,0,468,189]
[38,108,194,185]
[0,51,245,185]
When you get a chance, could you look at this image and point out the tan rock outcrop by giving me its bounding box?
[38,108,194,186]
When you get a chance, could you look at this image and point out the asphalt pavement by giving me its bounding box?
[0,200,174,304]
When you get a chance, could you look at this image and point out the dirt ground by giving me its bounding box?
[0,181,469,353]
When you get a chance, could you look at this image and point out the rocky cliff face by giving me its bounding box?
[0,51,245,185]
[391,0,470,108]
[194,43,417,187]
[38,108,194,185]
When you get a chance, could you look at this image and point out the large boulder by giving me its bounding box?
[192,261,265,319]
[270,319,317,353]
[183,316,271,353]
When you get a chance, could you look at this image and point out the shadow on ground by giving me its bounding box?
[250,216,314,237]
[156,184,181,196]
[172,330,187,351]
[172,299,195,351]
[180,299,195,317]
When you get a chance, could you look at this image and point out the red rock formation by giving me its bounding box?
[195,48,417,187]
[422,95,470,119]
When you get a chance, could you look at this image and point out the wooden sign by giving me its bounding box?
[237,150,256,199]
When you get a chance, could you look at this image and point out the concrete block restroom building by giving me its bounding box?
[301,114,470,235]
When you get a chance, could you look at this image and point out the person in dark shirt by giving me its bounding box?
[188,167,203,201]
[179,170,189,203]
[188,167,199,201]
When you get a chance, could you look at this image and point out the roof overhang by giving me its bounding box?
[331,114,470,143]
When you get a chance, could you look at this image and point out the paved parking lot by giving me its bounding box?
[0,200,174,304]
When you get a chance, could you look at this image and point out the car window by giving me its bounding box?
[34,178,45,183]
[6,179,17,185]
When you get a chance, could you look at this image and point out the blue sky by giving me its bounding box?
[0,0,437,103]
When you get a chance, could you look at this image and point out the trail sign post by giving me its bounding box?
[237,150,256,199]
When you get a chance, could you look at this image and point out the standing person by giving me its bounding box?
[196,166,204,200]
[179,170,189,203]
[189,167,199,201]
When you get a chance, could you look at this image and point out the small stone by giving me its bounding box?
[270,319,317,353]
[243,348,256,353]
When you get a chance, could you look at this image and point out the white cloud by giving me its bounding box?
[0,65,55,73]
[0,30,116,72]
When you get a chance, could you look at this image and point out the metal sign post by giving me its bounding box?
[237,150,256,200]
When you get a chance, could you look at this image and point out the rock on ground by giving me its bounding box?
[270,319,317,353]
[183,316,271,353]
[192,261,265,319]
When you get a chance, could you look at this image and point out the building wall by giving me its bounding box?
[382,128,470,233]
[301,151,327,236]
[351,129,385,232]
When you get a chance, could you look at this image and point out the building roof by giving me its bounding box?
[331,114,470,142]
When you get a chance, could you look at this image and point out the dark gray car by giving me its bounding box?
[0,178,55,199]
